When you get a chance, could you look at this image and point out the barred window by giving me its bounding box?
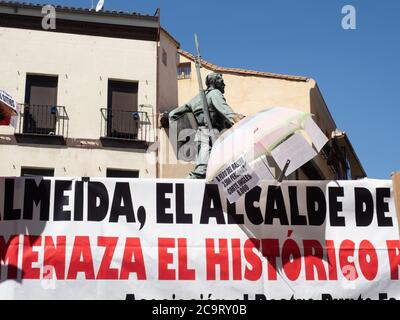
[177,62,191,79]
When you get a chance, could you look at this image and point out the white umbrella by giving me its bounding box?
[207,107,328,202]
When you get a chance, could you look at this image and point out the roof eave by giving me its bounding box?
[0,1,159,28]
[178,49,308,82]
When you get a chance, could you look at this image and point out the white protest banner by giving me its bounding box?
[0,177,399,300]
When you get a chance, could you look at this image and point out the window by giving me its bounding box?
[25,74,58,106]
[106,169,139,178]
[177,62,191,79]
[107,80,139,139]
[162,48,168,66]
[23,74,58,134]
[21,167,54,177]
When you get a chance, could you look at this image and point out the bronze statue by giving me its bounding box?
[165,73,244,179]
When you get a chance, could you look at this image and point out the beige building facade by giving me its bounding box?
[0,2,365,181]
[160,49,366,180]
[0,2,179,178]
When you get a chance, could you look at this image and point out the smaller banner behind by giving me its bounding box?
[0,177,398,300]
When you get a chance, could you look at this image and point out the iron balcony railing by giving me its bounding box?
[100,108,151,142]
[17,104,69,137]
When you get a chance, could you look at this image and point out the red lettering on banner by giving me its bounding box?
[120,237,146,280]
[261,239,280,280]
[303,240,327,280]
[177,238,195,280]
[231,239,242,280]
[282,239,301,281]
[244,239,262,281]
[22,235,41,279]
[0,234,395,283]
[0,235,20,279]
[326,240,338,280]
[339,239,358,280]
[158,238,175,280]
[386,240,400,280]
[67,236,95,280]
[43,236,66,280]
[158,238,195,280]
[97,237,118,280]
[206,239,229,280]
[358,240,378,281]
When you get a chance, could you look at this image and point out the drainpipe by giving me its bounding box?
[155,8,161,178]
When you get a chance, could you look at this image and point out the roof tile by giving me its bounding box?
[179,49,308,82]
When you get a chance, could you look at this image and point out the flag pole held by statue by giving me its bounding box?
[194,34,216,145]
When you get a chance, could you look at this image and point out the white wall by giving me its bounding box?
[0,27,157,139]
[0,27,160,177]
[0,144,156,177]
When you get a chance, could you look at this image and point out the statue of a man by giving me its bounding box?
[167,73,243,179]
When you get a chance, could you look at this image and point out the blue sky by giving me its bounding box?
[28,0,400,179]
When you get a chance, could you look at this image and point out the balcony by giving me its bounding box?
[15,104,69,144]
[100,108,151,149]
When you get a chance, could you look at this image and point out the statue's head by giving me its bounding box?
[206,73,225,94]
